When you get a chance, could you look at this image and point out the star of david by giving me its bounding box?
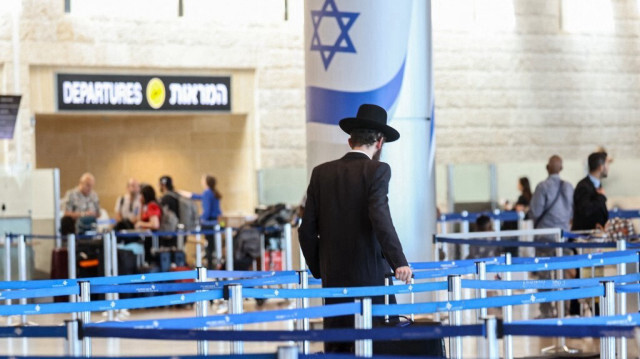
[530,295,536,302]
[310,0,359,70]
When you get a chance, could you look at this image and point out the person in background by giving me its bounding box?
[159,175,180,221]
[514,177,532,212]
[572,152,610,231]
[62,173,100,234]
[114,178,141,230]
[136,185,162,261]
[179,175,223,269]
[530,155,574,233]
[529,155,575,318]
[466,215,496,259]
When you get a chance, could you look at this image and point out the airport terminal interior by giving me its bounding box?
[2,0,640,358]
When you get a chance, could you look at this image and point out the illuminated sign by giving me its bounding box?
[56,74,230,112]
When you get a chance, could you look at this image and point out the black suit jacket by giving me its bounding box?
[298,152,408,288]
[572,176,608,231]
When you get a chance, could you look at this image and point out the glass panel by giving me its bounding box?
[452,163,491,203]
[258,168,306,206]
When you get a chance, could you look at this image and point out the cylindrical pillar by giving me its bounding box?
[617,239,627,359]
[475,261,487,323]
[600,281,616,359]
[448,275,462,359]
[277,345,299,359]
[283,223,293,271]
[296,270,310,354]
[225,227,234,271]
[484,316,499,359]
[227,284,243,354]
[355,298,372,357]
[195,225,202,268]
[304,0,436,283]
[78,281,91,357]
[196,267,208,355]
[502,253,513,359]
[214,224,223,267]
[65,320,81,357]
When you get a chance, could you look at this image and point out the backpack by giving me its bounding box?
[166,192,199,230]
[159,204,179,232]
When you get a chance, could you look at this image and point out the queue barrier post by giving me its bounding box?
[177,224,185,251]
[196,267,208,355]
[410,277,415,322]
[3,234,11,324]
[432,235,441,323]
[460,211,470,259]
[600,281,616,359]
[65,319,81,357]
[283,223,293,271]
[384,275,391,323]
[355,297,372,357]
[475,261,487,323]
[78,281,91,357]
[296,270,310,354]
[17,234,27,325]
[448,274,462,359]
[502,252,513,359]
[151,234,159,253]
[617,238,627,359]
[277,345,299,359]
[298,246,306,271]
[214,224,223,267]
[225,283,243,354]
[492,209,501,234]
[68,234,77,280]
[484,316,499,359]
[225,227,234,271]
[195,225,202,268]
[102,233,114,322]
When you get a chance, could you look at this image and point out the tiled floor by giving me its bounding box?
[1,296,636,358]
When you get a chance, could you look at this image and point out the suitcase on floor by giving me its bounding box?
[51,247,69,302]
[76,240,103,278]
[373,319,446,357]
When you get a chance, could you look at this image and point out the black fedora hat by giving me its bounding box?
[339,104,400,142]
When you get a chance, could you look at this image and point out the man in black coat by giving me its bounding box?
[299,104,412,353]
[572,152,610,231]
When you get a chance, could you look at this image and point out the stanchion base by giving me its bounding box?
[541,344,581,355]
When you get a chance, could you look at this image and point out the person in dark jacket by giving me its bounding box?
[572,152,610,231]
[299,104,411,353]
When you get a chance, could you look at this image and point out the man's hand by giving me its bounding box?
[596,187,606,196]
[395,266,412,284]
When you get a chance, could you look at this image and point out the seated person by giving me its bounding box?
[114,178,141,230]
[62,173,100,235]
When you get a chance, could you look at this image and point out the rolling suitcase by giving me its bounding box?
[373,319,446,357]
